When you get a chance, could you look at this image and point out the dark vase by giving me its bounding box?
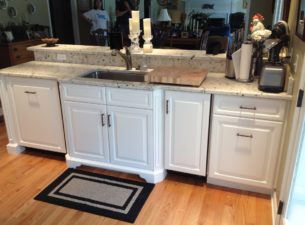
[253,41,264,76]
[254,55,263,76]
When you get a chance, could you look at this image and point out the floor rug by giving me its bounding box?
[35,168,154,223]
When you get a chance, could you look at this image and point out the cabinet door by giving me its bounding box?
[208,115,283,189]
[63,101,109,162]
[108,106,153,169]
[165,91,211,175]
[8,78,65,153]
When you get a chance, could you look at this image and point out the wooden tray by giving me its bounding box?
[149,67,208,87]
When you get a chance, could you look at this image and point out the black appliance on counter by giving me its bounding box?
[259,21,290,93]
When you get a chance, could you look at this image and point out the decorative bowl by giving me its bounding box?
[41,37,59,47]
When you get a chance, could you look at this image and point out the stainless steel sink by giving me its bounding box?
[81,70,147,82]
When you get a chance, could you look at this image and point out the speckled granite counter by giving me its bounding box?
[27,44,226,73]
[0,61,292,100]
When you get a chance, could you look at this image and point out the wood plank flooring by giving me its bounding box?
[0,121,272,225]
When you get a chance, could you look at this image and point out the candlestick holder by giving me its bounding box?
[143,35,153,54]
[129,30,141,53]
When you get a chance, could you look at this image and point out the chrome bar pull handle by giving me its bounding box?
[107,115,111,127]
[237,133,253,138]
[240,106,256,110]
[24,91,36,94]
[166,100,169,114]
[101,114,105,127]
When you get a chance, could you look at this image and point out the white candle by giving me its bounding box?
[143,18,151,39]
[129,18,133,33]
[131,11,140,32]
[132,11,139,21]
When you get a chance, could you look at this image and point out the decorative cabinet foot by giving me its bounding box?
[6,143,25,155]
[139,170,167,183]
[65,155,82,168]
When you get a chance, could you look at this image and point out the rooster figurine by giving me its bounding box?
[250,13,271,41]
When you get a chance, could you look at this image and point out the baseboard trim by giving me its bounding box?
[207,177,272,195]
[65,155,167,184]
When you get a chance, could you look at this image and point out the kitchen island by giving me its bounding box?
[0,45,292,194]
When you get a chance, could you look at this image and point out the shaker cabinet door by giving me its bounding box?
[208,115,283,189]
[63,101,109,162]
[165,91,211,176]
[108,106,153,169]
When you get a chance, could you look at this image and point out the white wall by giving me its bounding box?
[0,0,51,27]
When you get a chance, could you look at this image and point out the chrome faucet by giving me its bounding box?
[111,47,133,70]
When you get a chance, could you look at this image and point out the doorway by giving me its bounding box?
[48,0,75,44]
[276,57,305,225]
[285,139,305,225]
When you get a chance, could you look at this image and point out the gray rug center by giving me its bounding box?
[60,178,133,206]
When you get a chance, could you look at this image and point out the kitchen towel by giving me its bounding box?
[232,49,241,79]
[239,42,253,81]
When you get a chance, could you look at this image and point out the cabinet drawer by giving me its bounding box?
[213,95,287,121]
[106,88,153,109]
[61,84,106,104]
[208,114,283,191]
[9,43,34,62]
[10,46,33,58]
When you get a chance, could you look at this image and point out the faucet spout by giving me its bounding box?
[112,47,133,70]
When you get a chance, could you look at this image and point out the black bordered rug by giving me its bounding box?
[34,168,154,223]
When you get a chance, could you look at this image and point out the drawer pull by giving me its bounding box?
[107,115,111,127]
[240,106,256,110]
[101,114,105,127]
[24,91,36,94]
[237,133,253,138]
[166,100,169,114]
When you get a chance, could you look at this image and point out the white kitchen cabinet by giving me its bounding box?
[108,106,153,169]
[6,77,65,153]
[165,91,211,176]
[208,95,287,193]
[0,100,3,121]
[63,101,109,162]
[61,84,165,183]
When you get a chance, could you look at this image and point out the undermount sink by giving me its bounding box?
[80,70,148,82]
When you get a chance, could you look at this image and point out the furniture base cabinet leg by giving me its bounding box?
[65,155,82,169]
[139,169,167,183]
[6,143,25,155]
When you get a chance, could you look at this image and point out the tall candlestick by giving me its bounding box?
[133,20,140,32]
[129,18,133,33]
[143,18,151,39]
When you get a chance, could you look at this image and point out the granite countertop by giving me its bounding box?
[28,44,226,60]
[0,61,292,100]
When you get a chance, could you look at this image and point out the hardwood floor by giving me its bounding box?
[0,121,272,225]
